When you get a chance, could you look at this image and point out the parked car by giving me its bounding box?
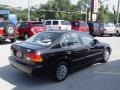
[116,23,120,36]
[0,21,18,43]
[17,21,46,40]
[70,21,89,33]
[9,30,111,82]
[44,20,71,30]
[99,23,116,36]
[87,22,100,36]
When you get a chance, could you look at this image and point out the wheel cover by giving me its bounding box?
[56,65,67,80]
[104,50,110,61]
[8,27,14,34]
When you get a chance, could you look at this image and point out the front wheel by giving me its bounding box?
[101,49,110,63]
[54,62,69,82]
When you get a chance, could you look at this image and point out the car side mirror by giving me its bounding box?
[91,39,99,46]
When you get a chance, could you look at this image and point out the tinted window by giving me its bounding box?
[53,21,58,25]
[26,32,60,46]
[19,22,28,27]
[60,33,82,47]
[45,21,51,25]
[80,33,94,45]
[61,21,71,25]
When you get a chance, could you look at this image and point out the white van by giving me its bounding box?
[44,20,71,30]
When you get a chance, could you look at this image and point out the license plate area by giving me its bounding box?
[16,50,22,58]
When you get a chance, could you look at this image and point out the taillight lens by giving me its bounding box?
[0,27,5,35]
[26,52,43,63]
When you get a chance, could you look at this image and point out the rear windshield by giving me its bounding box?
[61,21,71,25]
[32,23,45,27]
[105,23,115,27]
[25,32,60,46]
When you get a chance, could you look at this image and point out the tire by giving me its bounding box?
[101,49,110,63]
[5,24,16,35]
[54,62,69,82]
[116,31,120,37]
[10,38,16,43]
[24,33,29,40]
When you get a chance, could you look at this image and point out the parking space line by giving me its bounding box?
[93,71,120,75]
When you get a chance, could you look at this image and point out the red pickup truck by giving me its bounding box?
[17,21,46,40]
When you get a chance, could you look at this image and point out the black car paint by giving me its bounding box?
[9,30,111,74]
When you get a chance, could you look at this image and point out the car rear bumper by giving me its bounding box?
[104,31,116,34]
[9,56,43,74]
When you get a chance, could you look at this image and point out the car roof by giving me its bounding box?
[43,30,84,34]
[45,20,68,21]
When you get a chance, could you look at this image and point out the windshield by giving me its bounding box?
[25,32,60,46]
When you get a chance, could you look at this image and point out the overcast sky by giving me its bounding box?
[0,0,118,11]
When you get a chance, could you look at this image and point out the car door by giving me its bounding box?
[17,22,28,37]
[80,33,103,63]
[60,32,90,65]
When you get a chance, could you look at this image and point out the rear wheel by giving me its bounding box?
[5,24,16,35]
[54,62,69,82]
[116,31,120,37]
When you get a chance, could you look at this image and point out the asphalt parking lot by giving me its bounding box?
[0,37,120,90]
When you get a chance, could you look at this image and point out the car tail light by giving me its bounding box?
[26,52,43,63]
[0,27,5,35]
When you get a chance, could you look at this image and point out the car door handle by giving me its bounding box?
[66,51,71,55]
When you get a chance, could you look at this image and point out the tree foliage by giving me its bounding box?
[0,0,117,23]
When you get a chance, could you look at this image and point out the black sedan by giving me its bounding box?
[9,30,111,81]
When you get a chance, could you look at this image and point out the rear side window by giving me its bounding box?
[53,21,58,25]
[45,21,51,25]
[61,21,71,25]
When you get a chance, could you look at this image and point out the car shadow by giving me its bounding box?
[1,59,120,90]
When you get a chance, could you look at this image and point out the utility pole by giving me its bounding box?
[117,0,120,24]
[28,0,30,21]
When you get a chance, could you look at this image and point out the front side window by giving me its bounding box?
[80,33,94,45]
[60,33,82,48]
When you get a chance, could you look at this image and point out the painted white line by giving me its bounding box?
[93,71,120,75]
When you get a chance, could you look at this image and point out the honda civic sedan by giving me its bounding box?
[9,30,111,81]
